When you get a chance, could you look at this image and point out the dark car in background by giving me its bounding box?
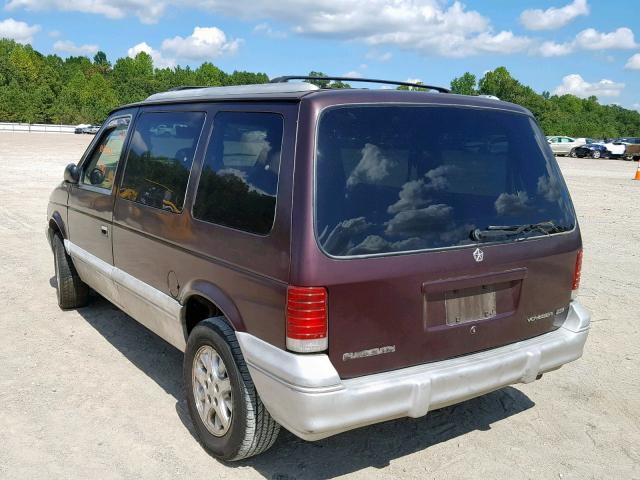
[571,143,610,159]
[46,77,590,460]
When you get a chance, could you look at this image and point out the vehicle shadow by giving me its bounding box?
[65,290,536,480]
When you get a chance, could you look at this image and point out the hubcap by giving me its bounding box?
[192,345,233,436]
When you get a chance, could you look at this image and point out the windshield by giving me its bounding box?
[315,105,576,257]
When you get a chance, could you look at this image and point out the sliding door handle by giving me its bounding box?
[100,225,109,237]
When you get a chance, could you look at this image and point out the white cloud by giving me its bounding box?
[520,0,589,31]
[574,27,637,50]
[5,0,532,58]
[127,26,240,67]
[632,103,640,112]
[253,23,287,39]
[0,17,40,44]
[127,41,175,68]
[5,0,168,23]
[53,40,99,56]
[553,74,625,98]
[534,27,638,56]
[342,70,363,78]
[161,26,240,61]
[319,1,532,57]
[538,40,574,57]
[48,30,61,38]
[625,53,640,69]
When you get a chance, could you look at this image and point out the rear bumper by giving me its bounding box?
[237,301,590,441]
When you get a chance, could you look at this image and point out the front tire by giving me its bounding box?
[591,150,601,159]
[52,234,89,309]
[184,318,280,461]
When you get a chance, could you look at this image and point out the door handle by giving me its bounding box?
[100,226,109,237]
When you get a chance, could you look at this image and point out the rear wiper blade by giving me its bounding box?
[470,221,564,242]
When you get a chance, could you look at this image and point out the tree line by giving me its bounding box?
[0,39,639,138]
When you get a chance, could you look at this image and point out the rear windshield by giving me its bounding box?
[315,105,575,257]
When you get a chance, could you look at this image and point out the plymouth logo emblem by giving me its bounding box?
[473,248,484,262]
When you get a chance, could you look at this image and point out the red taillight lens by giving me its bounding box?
[286,286,327,353]
[572,249,583,291]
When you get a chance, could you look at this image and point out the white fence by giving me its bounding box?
[0,122,77,134]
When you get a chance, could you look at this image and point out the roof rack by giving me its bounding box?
[167,86,209,92]
[270,75,450,93]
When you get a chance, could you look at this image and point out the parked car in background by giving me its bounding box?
[47,77,590,460]
[84,125,100,134]
[617,137,640,160]
[74,124,90,134]
[598,140,626,158]
[547,136,588,156]
[568,139,597,157]
[571,143,610,159]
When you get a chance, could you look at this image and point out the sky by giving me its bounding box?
[0,0,639,110]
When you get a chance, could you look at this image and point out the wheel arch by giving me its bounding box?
[180,279,247,341]
[47,210,67,246]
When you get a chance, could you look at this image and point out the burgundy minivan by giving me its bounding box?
[46,77,590,460]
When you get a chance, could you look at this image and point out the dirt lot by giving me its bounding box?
[0,132,639,480]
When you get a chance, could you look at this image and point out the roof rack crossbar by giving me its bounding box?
[270,75,450,93]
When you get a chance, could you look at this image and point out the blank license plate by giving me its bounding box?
[445,286,496,325]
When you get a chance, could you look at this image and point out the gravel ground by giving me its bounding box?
[0,132,639,480]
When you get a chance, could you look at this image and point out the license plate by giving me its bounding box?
[445,285,496,325]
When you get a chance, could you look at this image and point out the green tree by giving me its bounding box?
[307,71,330,88]
[450,72,477,95]
[0,42,638,137]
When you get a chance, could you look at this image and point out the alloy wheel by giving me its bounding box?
[192,345,233,437]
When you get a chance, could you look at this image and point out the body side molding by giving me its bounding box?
[65,240,186,351]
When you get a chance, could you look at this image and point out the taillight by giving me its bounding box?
[286,286,328,353]
[572,249,583,298]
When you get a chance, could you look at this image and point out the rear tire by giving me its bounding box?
[591,150,601,159]
[52,234,89,309]
[569,150,577,158]
[184,318,280,461]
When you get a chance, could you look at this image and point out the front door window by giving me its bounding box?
[81,117,131,191]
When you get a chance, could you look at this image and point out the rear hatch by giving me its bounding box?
[313,104,580,378]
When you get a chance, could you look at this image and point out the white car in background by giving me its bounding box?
[596,140,626,157]
[546,136,588,156]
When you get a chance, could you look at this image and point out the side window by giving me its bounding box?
[548,137,558,143]
[81,117,130,191]
[193,111,284,235]
[119,111,206,213]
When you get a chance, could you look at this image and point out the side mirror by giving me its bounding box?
[88,168,105,186]
[64,163,80,184]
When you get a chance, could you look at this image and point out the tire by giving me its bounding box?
[184,318,280,461]
[591,150,601,159]
[570,150,577,158]
[623,155,634,161]
[52,234,89,309]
